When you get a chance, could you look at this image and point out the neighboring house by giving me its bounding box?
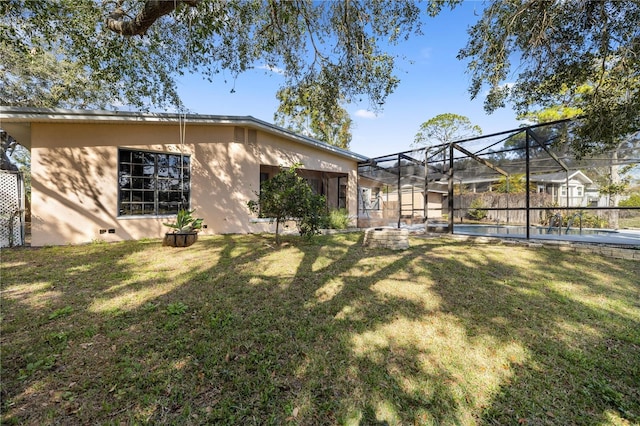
[0,107,366,246]
[530,170,598,207]
[458,170,598,208]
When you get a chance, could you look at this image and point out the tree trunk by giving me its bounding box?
[275,219,281,245]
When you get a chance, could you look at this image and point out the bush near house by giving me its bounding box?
[619,192,640,227]
[326,208,350,230]
[248,163,326,244]
[467,198,488,221]
[620,193,640,208]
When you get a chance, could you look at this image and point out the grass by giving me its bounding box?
[1,233,639,425]
[620,215,640,228]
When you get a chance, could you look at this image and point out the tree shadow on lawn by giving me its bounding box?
[426,242,640,424]
[1,235,639,425]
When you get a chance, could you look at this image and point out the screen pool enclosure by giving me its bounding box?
[357,118,640,246]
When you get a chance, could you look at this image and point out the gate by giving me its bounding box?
[0,170,25,247]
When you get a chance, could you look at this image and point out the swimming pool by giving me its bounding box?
[452,224,640,246]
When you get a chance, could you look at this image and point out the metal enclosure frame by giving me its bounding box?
[358,118,640,243]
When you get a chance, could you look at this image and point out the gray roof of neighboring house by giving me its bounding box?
[530,170,593,185]
[0,106,369,162]
[458,170,594,185]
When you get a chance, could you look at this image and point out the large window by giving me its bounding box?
[118,149,190,216]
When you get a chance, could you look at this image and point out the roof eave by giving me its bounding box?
[0,107,369,163]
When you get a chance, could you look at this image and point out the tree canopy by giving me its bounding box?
[458,0,640,155]
[3,0,639,158]
[413,113,482,147]
[274,83,352,149]
[1,0,425,112]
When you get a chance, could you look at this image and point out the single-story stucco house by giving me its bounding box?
[0,107,368,246]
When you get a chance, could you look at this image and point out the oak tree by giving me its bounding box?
[458,0,640,155]
[2,0,424,112]
[413,113,482,147]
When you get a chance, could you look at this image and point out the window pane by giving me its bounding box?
[118,149,190,217]
[119,150,132,163]
[158,203,171,214]
[157,179,170,191]
[132,178,144,189]
[157,154,169,177]
[132,151,145,164]
[119,204,131,216]
[131,164,145,177]
[169,166,181,178]
[119,175,131,189]
[143,165,155,177]
[142,204,155,215]
[143,152,155,166]
[159,202,180,214]
[128,204,144,215]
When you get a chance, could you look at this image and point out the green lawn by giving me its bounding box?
[620,215,640,229]
[1,234,639,425]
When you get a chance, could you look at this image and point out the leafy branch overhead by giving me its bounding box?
[2,0,424,112]
[3,0,638,156]
[458,0,640,154]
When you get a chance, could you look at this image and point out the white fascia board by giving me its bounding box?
[0,107,369,163]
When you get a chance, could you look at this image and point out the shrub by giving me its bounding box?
[467,198,487,221]
[297,192,327,239]
[248,163,326,244]
[620,193,640,208]
[163,209,203,233]
[327,208,350,229]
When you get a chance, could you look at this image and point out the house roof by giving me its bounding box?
[455,170,594,186]
[530,170,593,185]
[0,106,369,162]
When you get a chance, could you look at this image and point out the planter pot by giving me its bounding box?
[163,232,198,247]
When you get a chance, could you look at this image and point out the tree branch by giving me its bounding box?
[106,0,199,36]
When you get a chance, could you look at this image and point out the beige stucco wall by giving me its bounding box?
[29,121,359,246]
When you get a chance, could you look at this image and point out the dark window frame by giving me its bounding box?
[118,148,191,217]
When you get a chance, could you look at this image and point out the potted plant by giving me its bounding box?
[163,209,204,247]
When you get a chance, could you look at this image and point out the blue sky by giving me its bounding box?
[175,2,521,158]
